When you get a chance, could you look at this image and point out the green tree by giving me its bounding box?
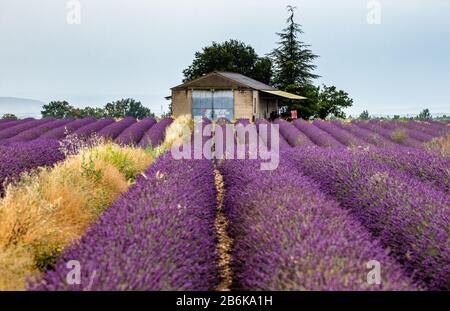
[316,85,353,119]
[41,101,75,118]
[182,39,273,84]
[285,84,319,120]
[79,107,106,119]
[359,110,370,120]
[416,108,432,121]
[2,113,18,120]
[104,98,154,119]
[270,5,320,89]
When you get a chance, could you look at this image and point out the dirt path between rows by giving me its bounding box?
[213,167,233,291]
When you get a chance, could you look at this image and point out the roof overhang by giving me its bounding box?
[260,90,307,100]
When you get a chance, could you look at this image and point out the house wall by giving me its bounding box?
[172,88,273,121]
[234,89,253,120]
[172,89,192,117]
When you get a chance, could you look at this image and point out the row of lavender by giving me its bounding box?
[31,152,426,291]
[0,117,173,146]
[26,125,448,290]
[0,117,174,195]
[285,147,449,290]
[274,119,448,149]
[219,157,416,290]
[30,154,219,290]
[1,117,447,150]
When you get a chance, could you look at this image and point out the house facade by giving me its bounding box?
[169,71,305,121]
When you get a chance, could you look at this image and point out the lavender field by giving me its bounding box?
[0,117,448,291]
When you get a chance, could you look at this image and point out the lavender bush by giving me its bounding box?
[138,118,173,147]
[256,119,290,150]
[402,121,445,138]
[376,121,434,142]
[72,118,115,138]
[0,118,54,141]
[293,119,344,148]
[332,121,397,148]
[364,147,450,193]
[219,158,415,290]
[287,147,450,290]
[0,138,65,196]
[40,118,96,140]
[0,118,30,131]
[30,155,219,291]
[97,117,136,140]
[115,117,156,146]
[5,119,73,143]
[313,120,368,147]
[353,121,422,148]
[273,119,314,147]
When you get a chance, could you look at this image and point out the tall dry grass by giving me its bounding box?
[0,143,153,290]
[425,134,450,157]
[153,115,193,156]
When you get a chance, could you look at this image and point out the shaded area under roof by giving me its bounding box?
[260,90,307,100]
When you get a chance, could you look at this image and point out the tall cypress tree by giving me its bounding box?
[270,6,320,89]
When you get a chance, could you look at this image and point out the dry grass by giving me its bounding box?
[154,115,193,156]
[425,134,450,157]
[0,143,153,290]
[391,128,407,144]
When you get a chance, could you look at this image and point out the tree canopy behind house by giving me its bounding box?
[181,7,353,120]
[182,39,273,84]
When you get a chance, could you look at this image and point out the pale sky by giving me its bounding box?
[0,0,449,117]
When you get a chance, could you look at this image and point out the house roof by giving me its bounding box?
[170,71,306,100]
[171,71,276,91]
[215,72,276,90]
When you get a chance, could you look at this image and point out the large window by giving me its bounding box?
[192,90,234,121]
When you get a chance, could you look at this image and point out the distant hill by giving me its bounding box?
[0,97,45,118]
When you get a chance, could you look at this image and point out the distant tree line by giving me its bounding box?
[1,113,18,120]
[41,98,155,120]
[354,108,448,121]
[182,6,353,120]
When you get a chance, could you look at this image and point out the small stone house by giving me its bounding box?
[168,71,305,121]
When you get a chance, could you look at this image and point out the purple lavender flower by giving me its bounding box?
[353,121,422,148]
[219,158,415,290]
[273,119,314,147]
[97,117,136,140]
[29,155,219,291]
[0,138,65,196]
[138,118,173,147]
[72,118,115,138]
[256,119,291,150]
[313,119,368,147]
[115,117,156,146]
[287,147,450,290]
[5,119,73,143]
[332,120,397,148]
[0,118,54,141]
[40,118,96,140]
[293,119,345,148]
